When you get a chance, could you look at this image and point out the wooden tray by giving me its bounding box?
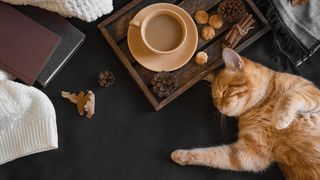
[98,0,270,111]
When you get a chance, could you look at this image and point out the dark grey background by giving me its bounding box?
[1,1,320,179]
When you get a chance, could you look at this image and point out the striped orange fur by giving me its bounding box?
[171,48,320,180]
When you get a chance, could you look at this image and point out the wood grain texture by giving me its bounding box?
[98,0,270,111]
[97,0,141,29]
[99,28,159,108]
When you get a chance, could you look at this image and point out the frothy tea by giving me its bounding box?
[144,15,183,52]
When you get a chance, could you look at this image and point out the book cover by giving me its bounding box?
[17,6,86,87]
[0,2,61,85]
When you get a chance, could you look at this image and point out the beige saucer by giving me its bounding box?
[128,3,198,72]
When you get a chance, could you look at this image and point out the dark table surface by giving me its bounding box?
[1,1,320,180]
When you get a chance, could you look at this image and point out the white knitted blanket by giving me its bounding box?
[2,0,113,22]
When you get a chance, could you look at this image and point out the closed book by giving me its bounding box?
[0,2,61,85]
[17,6,86,87]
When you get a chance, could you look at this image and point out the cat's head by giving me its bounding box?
[211,48,268,117]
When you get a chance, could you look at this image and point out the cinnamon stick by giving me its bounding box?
[225,13,248,40]
[231,19,256,49]
[240,14,252,29]
[223,13,256,49]
[226,14,251,45]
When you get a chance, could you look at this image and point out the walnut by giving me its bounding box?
[61,90,95,119]
[201,26,215,40]
[194,10,209,24]
[195,51,208,65]
[209,14,223,29]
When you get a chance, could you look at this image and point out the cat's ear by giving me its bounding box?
[222,48,244,70]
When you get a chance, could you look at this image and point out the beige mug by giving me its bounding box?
[129,9,187,55]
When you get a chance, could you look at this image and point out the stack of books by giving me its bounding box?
[0,2,85,87]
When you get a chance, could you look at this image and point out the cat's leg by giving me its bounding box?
[171,139,272,172]
[273,84,320,129]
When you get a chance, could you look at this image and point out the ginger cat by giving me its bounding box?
[171,48,320,180]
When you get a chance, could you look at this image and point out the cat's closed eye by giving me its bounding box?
[223,88,230,97]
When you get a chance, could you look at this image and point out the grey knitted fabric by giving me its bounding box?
[272,0,320,50]
[256,0,320,68]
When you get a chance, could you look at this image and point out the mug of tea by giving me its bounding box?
[129,9,187,55]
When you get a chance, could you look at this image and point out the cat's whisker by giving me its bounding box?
[210,110,233,142]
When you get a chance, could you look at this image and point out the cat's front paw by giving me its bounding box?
[272,111,295,130]
[171,150,198,166]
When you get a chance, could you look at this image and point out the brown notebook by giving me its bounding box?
[0,2,61,85]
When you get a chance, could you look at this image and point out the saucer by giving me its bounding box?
[127,3,198,72]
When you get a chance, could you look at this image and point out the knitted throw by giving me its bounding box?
[1,0,113,22]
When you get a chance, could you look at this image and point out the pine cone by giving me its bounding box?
[151,72,178,98]
[218,0,246,23]
[98,71,115,87]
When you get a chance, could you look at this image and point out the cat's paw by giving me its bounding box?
[272,111,295,130]
[171,150,198,166]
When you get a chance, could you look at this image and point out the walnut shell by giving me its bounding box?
[201,26,215,41]
[194,10,209,24]
[195,52,208,65]
[209,14,223,29]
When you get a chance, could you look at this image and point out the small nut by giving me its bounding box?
[195,51,208,65]
[201,26,215,40]
[209,14,223,29]
[194,10,209,24]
